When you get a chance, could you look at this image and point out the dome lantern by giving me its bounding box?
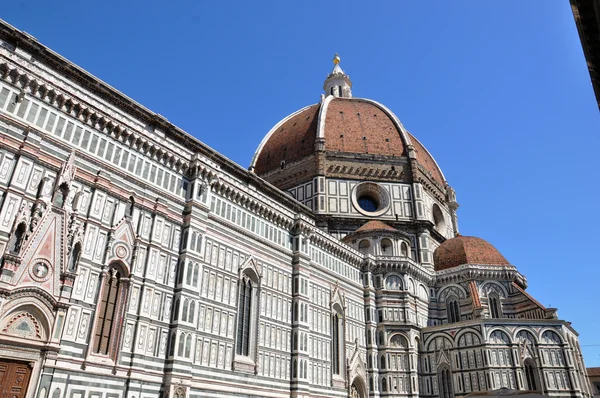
[323,53,352,98]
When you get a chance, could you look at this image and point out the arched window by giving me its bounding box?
[192,264,199,287]
[382,377,387,392]
[182,299,189,321]
[293,331,298,350]
[524,359,538,391]
[236,274,255,357]
[191,232,197,252]
[381,238,393,255]
[432,203,446,232]
[186,262,193,285]
[380,354,386,369]
[188,301,195,323]
[185,334,192,358]
[438,365,454,398]
[358,239,370,254]
[385,275,403,290]
[196,235,202,252]
[178,332,185,356]
[93,264,127,356]
[331,307,344,375]
[8,222,27,253]
[447,298,460,323]
[68,242,82,272]
[489,293,502,318]
[400,241,409,257]
[332,312,340,373]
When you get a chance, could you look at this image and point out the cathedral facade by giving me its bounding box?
[0,19,592,398]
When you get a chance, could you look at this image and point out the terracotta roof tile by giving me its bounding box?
[355,220,397,233]
[324,98,406,157]
[434,235,510,271]
[408,132,445,185]
[588,367,600,377]
[254,98,445,187]
[254,104,320,175]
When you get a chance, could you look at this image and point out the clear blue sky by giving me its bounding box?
[3,1,599,365]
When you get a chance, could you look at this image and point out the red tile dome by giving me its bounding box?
[250,97,445,185]
[433,235,510,271]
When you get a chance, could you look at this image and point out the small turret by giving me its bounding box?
[323,53,352,98]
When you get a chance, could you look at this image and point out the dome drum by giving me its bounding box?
[351,182,390,217]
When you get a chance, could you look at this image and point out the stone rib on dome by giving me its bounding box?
[408,132,445,186]
[433,235,510,271]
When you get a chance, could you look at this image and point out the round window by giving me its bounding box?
[351,182,390,216]
[357,195,378,212]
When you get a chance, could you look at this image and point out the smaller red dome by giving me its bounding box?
[433,235,510,271]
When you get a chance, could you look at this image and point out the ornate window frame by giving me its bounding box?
[233,258,262,374]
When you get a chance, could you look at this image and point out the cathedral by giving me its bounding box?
[0,18,593,398]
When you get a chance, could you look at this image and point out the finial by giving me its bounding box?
[333,53,340,65]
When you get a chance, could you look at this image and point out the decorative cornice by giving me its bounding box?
[370,256,435,284]
[434,263,527,288]
[0,57,189,174]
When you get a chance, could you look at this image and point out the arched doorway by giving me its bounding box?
[350,377,367,398]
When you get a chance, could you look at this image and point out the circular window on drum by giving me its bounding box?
[351,182,390,217]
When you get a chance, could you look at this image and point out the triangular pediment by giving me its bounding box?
[112,217,136,246]
[16,210,65,297]
[106,218,137,267]
[239,256,262,281]
[330,282,345,311]
[436,348,451,367]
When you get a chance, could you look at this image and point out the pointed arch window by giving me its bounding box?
[94,263,128,356]
[331,303,344,376]
[185,262,193,285]
[489,293,502,318]
[438,365,454,398]
[182,299,189,322]
[447,298,460,323]
[235,269,259,360]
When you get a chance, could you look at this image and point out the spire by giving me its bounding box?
[323,53,352,98]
